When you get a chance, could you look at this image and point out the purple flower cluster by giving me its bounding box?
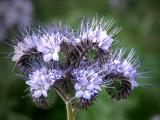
[73,69,102,100]
[103,48,140,89]
[75,19,120,51]
[12,35,37,62]
[11,17,143,109]
[26,67,62,98]
[36,33,67,62]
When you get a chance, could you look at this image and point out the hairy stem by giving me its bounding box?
[54,87,76,120]
[54,86,68,101]
[66,102,76,120]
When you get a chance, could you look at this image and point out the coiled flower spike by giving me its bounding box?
[101,48,142,100]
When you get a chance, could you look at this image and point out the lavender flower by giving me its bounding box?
[37,33,67,62]
[12,35,37,62]
[26,67,63,98]
[77,18,121,51]
[10,17,145,117]
[110,48,139,88]
[73,69,102,100]
[101,48,141,100]
[26,67,50,98]
[12,42,28,62]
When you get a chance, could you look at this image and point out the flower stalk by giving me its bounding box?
[66,102,76,120]
[55,86,77,120]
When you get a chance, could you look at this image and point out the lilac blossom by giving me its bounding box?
[26,67,51,98]
[26,67,62,98]
[76,18,121,51]
[73,69,102,100]
[10,17,144,112]
[103,48,140,89]
[37,33,67,62]
[12,35,37,62]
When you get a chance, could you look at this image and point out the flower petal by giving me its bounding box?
[83,91,91,100]
[75,90,83,98]
[52,52,59,61]
[33,90,42,98]
[43,53,52,62]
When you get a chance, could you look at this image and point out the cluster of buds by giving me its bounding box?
[12,17,143,110]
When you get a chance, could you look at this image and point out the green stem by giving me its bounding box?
[66,102,76,120]
[54,86,68,101]
[54,87,77,120]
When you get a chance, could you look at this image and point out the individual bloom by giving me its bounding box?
[78,18,121,51]
[12,35,37,62]
[73,69,102,100]
[37,32,66,62]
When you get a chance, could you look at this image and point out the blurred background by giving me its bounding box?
[0,0,160,120]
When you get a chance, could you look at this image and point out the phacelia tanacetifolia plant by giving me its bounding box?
[11,17,144,120]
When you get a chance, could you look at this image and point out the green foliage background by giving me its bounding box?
[0,0,160,120]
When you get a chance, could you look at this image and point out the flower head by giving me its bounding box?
[101,48,142,100]
[73,69,102,100]
[26,67,50,98]
[77,18,121,51]
[110,49,140,89]
[12,35,37,62]
[10,17,145,110]
[37,33,67,62]
[26,67,63,98]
